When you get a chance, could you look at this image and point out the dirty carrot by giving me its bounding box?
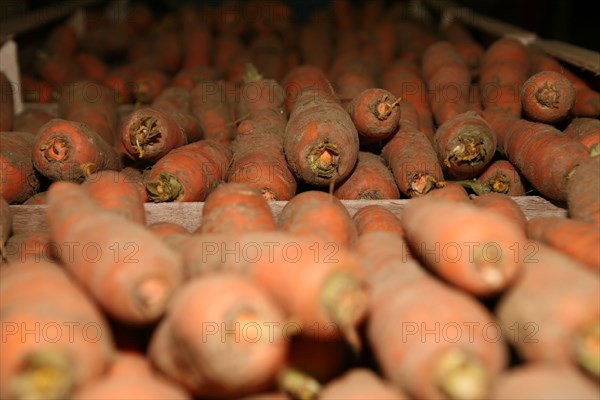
[521,70,575,124]
[459,159,526,196]
[0,132,40,204]
[566,156,600,226]
[472,193,527,233]
[352,205,404,237]
[334,152,399,200]
[319,368,409,400]
[563,117,600,155]
[346,88,401,145]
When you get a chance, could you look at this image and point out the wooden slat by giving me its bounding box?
[9,196,567,234]
[531,40,600,76]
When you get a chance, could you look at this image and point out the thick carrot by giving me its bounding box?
[0,132,40,204]
[0,197,11,258]
[563,117,600,154]
[434,111,497,179]
[190,80,236,144]
[330,57,377,108]
[237,63,287,118]
[284,88,359,186]
[527,216,599,272]
[281,65,336,113]
[172,65,222,90]
[144,140,232,202]
[148,273,288,398]
[490,364,600,400]
[13,109,54,134]
[425,181,470,202]
[0,72,14,131]
[3,231,56,264]
[460,159,526,196]
[346,89,401,145]
[319,368,408,400]
[133,69,170,104]
[521,71,575,124]
[472,193,527,233]
[72,352,191,399]
[278,191,358,248]
[352,205,404,237]
[32,119,122,182]
[566,156,600,226]
[0,260,115,400]
[147,222,189,238]
[46,181,183,324]
[75,52,108,81]
[402,196,527,296]
[102,66,138,104]
[249,33,287,82]
[355,232,507,399]
[496,243,600,379]
[503,119,590,200]
[81,170,146,224]
[22,191,47,205]
[481,108,520,154]
[334,152,399,200]
[200,183,277,234]
[382,102,444,197]
[441,20,484,77]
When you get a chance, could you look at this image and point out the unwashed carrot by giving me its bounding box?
[181,22,212,70]
[144,140,232,202]
[172,65,222,90]
[503,119,590,200]
[147,222,189,238]
[281,65,336,113]
[319,368,408,400]
[0,72,14,131]
[459,159,526,196]
[441,20,484,78]
[3,231,56,265]
[425,181,470,202]
[200,183,277,234]
[0,132,40,204]
[278,191,358,248]
[521,71,575,124]
[249,33,287,82]
[496,244,600,379]
[300,22,333,73]
[355,232,507,399]
[334,152,399,200]
[191,80,236,144]
[46,181,183,324]
[472,193,527,233]
[133,69,170,104]
[563,117,600,155]
[346,89,401,145]
[0,197,11,258]
[566,156,600,226]
[236,63,287,118]
[402,196,527,296]
[148,273,288,398]
[75,52,108,81]
[13,109,54,134]
[32,119,122,182]
[22,191,47,205]
[329,57,377,108]
[0,260,115,400]
[119,166,148,202]
[352,205,404,237]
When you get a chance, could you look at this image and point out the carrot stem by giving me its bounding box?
[574,320,600,378]
[136,276,170,316]
[435,348,488,400]
[9,351,74,400]
[375,95,402,120]
[277,367,321,400]
[535,83,560,108]
[446,132,487,168]
[146,173,184,202]
[409,173,442,197]
[130,116,160,158]
[242,63,263,84]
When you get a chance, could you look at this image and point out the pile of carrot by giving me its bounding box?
[2,1,600,398]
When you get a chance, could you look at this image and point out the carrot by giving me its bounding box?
[147,222,189,238]
[32,119,122,182]
[0,196,11,258]
[147,273,288,398]
[520,71,575,124]
[46,181,183,324]
[471,193,527,233]
[23,191,47,205]
[13,108,54,135]
[300,22,333,73]
[459,159,526,196]
[176,232,369,344]
[286,335,352,384]
[496,243,600,378]
[35,50,84,87]
[75,52,108,81]
[566,156,600,226]
[490,364,600,400]
[81,170,146,224]
[572,86,600,118]
[181,22,212,70]
[334,152,399,200]
[281,65,336,113]
[319,368,408,400]
[214,33,245,77]
[237,64,287,118]
[481,108,520,154]
[102,67,137,104]
[144,140,232,202]
[0,260,115,400]
[0,132,40,204]
[331,0,355,30]
[0,72,14,131]
[133,69,170,104]
[382,102,444,197]
[190,80,236,144]
[119,166,148,202]
[441,20,484,77]
[3,231,57,264]
[72,352,191,400]
[330,57,377,108]
[45,24,78,57]
[434,111,497,180]
[402,196,527,296]
[425,181,470,202]
[19,75,54,103]
[352,205,404,237]
[346,89,401,145]
[503,119,590,200]
[200,183,277,234]
[172,65,222,90]
[468,84,483,113]
[278,191,358,248]
[527,216,599,273]
[249,33,287,82]
[284,87,359,187]
[563,117,600,155]
[355,232,507,399]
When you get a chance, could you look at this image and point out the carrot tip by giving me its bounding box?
[590,143,600,158]
[321,272,368,334]
[575,320,600,378]
[277,367,321,400]
[136,276,170,316]
[435,348,488,400]
[9,351,74,400]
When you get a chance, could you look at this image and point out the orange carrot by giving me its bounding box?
[3,231,56,265]
[0,260,115,400]
[334,152,399,200]
[190,80,236,144]
[319,368,408,400]
[281,65,336,113]
[460,159,526,196]
[425,181,470,202]
[46,181,183,324]
[278,191,358,248]
[521,71,575,124]
[300,22,333,73]
[329,57,377,108]
[133,69,170,104]
[181,22,212,70]
[0,197,11,258]
[45,25,78,57]
[382,102,444,197]
[144,140,232,202]
[249,33,287,82]
[503,119,590,200]
[352,205,404,237]
[402,196,527,296]
[172,65,222,90]
[119,166,148,202]
[346,89,401,145]
[200,183,277,234]
[0,132,40,204]
[22,191,47,205]
[472,193,527,233]
[35,50,84,87]
[214,33,245,77]
[566,156,600,226]
[496,244,600,378]
[0,72,14,131]
[81,170,146,224]
[13,109,54,135]
[236,64,287,118]
[75,52,108,81]
[148,273,288,398]
[563,117,600,154]
[355,232,507,399]
[147,222,189,238]
[441,20,484,77]
[527,216,599,273]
